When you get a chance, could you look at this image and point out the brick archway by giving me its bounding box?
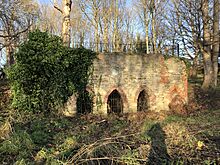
[134,86,152,111]
[137,89,149,111]
[107,90,123,114]
[134,86,149,102]
[76,87,96,114]
[104,87,128,113]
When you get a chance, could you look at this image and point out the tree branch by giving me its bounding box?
[0,24,31,38]
[54,5,63,14]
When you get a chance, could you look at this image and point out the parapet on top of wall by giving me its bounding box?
[64,53,188,116]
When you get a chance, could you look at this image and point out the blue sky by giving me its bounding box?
[0,52,6,68]
[38,0,50,4]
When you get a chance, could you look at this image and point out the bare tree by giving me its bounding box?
[150,0,157,53]
[134,0,169,54]
[201,0,213,89]
[38,4,62,35]
[62,0,72,47]
[123,7,135,52]
[169,0,219,89]
[0,0,38,66]
[54,0,72,47]
[79,0,101,52]
[70,1,89,48]
[170,0,203,77]
[113,0,119,51]
[212,0,219,86]
[101,0,111,51]
[135,0,151,53]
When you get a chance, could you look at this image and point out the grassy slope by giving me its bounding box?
[0,78,220,164]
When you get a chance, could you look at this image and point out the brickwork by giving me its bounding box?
[63,53,188,116]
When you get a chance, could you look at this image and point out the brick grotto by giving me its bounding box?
[63,53,188,116]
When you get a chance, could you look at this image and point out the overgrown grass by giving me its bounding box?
[0,109,219,164]
[0,77,220,164]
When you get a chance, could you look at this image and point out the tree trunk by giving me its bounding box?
[62,0,72,47]
[125,22,130,52]
[191,55,198,78]
[136,33,141,53]
[113,0,119,52]
[6,44,15,66]
[103,1,109,52]
[144,6,149,54]
[95,15,99,52]
[5,10,16,66]
[93,2,100,52]
[103,23,108,52]
[201,0,214,90]
[79,31,85,47]
[151,0,157,53]
[172,38,175,56]
[152,13,156,53]
[103,28,108,51]
[212,0,219,87]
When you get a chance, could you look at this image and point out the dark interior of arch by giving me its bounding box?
[77,90,93,114]
[137,90,148,111]
[107,90,123,114]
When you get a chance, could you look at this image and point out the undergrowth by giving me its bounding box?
[0,75,219,164]
[0,109,219,164]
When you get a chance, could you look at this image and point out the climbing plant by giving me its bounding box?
[7,30,96,113]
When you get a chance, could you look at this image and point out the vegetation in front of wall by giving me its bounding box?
[6,30,96,113]
[0,109,219,164]
[0,75,220,164]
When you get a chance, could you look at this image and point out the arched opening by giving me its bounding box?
[107,90,123,114]
[76,90,93,114]
[137,90,148,111]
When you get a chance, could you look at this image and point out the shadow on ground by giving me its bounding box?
[147,123,170,165]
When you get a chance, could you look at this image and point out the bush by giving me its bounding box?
[7,30,96,113]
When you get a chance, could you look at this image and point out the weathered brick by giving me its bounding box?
[63,53,188,115]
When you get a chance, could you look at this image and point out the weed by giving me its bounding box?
[14,159,27,165]
[109,118,128,133]
[34,148,67,165]
[56,136,78,159]
[31,130,51,145]
[59,136,77,151]
[0,107,219,164]
[46,158,66,165]
[203,159,218,165]
[170,159,185,165]
[138,120,159,142]
[163,115,185,125]
[140,119,157,135]
[0,131,34,163]
[121,150,140,165]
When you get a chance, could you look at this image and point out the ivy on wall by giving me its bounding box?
[7,30,96,113]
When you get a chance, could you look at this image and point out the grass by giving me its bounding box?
[0,109,219,164]
[0,76,220,164]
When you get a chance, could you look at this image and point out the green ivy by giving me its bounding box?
[7,30,96,113]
